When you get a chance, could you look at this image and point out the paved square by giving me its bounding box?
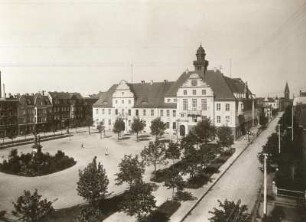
[0,130,152,217]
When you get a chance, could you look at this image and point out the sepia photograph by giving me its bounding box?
[0,0,306,221]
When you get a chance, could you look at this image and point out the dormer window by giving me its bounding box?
[191,79,197,86]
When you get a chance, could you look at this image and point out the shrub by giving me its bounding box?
[0,150,76,177]
[147,200,181,222]
[174,191,197,201]
[185,173,210,189]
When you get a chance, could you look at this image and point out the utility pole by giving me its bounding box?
[278,124,281,154]
[291,94,294,141]
[263,153,268,216]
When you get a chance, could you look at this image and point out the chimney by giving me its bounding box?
[164,80,168,83]
[141,80,145,84]
[3,84,5,98]
[150,80,153,85]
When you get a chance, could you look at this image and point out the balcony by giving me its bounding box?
[187,110,202,116]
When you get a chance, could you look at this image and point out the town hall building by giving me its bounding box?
[93,45,258,139]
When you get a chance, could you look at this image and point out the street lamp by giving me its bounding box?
[263,153,268,217]
[278,123,281,154]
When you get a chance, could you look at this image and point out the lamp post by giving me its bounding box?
[278,123,281,154]
[263,153,268,216]
[291,102,294,141]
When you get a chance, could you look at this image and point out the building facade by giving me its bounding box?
[93,46,258,139]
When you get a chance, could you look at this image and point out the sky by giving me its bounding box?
[0,0,305,98]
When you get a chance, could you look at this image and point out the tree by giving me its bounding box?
[12,189,54,222]
[259,112,268,127]
[113,118,125,140]
[84,115,93,135]
[141,140,167,175]
[77,157,109,208]
[115,154,144,187]
[164,173,185,198]
[131,118,145,142]
[119,182,156,221]
[165,142,181,165]
[209,199,251,222]
[150,117,166,140]
[97,121,105,139]
[182,145,202,178]
[216,126,234,148]
[194,119,216,144]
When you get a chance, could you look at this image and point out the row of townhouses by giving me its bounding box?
[93,45,260,139]
[0,78,98,138]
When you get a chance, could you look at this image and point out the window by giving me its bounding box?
[174,99,177,102]
[128,120,131,126]
[136,109,139,116]
[183,90,187,95]
[167,99,171,103]
[167,110,170,117]
[115,100,118,104]
[173,110,176,117]
[160,110,164,116]
[108,109,111,115]
[143,109,146,116]
[115,109,118,115]
[192,90,196,95]
[166,122,170,128]
[201,99,207,111]
[128,100,131,104]
[102,109,105,115]
[216,103,221,111]
[192,116,197,122]
[192,99,197,111]
[226,103,230,111]
[151,109,154,116]
[128,109,131,116]
[108,119,111,125]
[183,99,188,111]
[217,116,221,123]
[226,116,230,124]
[122,92,124,95]
[122,100,124,104]
[191,79,197,86]
[96,109,99,114]
[173,122,176,130]
[202,89,206,95]
[122,109,124,114]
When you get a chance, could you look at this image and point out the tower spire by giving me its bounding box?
[193,45,209,75]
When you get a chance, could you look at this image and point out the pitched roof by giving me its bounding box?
[48,92,83,100]
[19,94,35,106]
[129,82,176,108]
[94,69,252,108]
[166,70,238,100]
[93,84,118,108]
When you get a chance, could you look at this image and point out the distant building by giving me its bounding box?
[93,45,258,139]
[17,94,35,135]
[279,82,292,111]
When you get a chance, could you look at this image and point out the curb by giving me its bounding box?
[179,126,266,222]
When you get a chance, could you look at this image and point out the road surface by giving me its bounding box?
[183,117,280,222]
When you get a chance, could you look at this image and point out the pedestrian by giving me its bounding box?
[81,143,84,148]
[105,147,109,156]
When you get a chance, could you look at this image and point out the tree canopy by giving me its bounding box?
[150,117,167,140]
[131,118,145,141]
[113,118,125,140]
[209,199,251,222]
[194,119,216,144]
[216,126,234,148]
[119,182,156,221]
[115,154,144,186]
[12,189,54,222]
[77,157,109,207]
[141,140,167,175]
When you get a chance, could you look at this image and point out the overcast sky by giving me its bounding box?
[0,0,305,97]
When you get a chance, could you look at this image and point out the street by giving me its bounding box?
[183,116,280,221]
